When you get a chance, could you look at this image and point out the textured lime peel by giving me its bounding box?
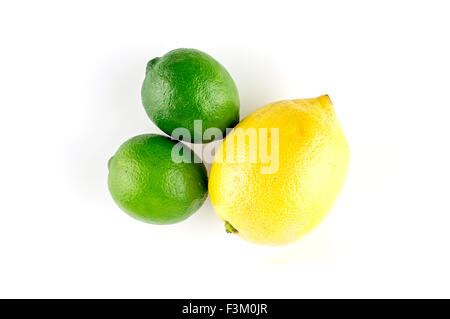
[224,221,238,234]
[141,48,240,143]
[108,134,208,225]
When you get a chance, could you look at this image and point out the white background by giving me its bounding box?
[1,0,449,298]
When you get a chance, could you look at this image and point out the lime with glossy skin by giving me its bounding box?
[141,48,240,143]
[108,134,208,224]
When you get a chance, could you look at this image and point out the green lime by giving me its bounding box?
[108,134,208,224]
[141,48,240,143]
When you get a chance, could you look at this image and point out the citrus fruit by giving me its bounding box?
[208,95,350,245]
[108,134,208,224]
[141,48,240,143]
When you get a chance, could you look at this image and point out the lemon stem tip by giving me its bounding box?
[224,221,238,234]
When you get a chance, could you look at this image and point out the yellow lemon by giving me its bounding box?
[209,95,350,245]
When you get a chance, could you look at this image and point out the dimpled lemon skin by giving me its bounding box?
[108,134,208,225]
[209,95,350,245]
